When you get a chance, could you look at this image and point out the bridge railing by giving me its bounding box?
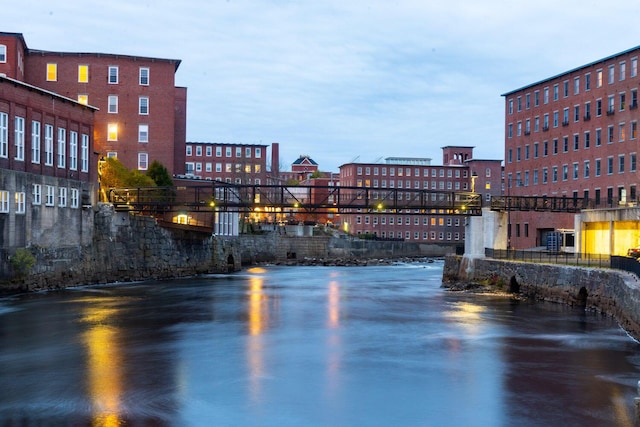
[485,248,610,268]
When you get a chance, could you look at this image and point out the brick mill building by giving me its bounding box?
[0,31,186,175]
[338,146,502,244]
[503,45,640,250]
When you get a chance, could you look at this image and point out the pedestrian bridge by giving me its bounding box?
[107,183,483,216]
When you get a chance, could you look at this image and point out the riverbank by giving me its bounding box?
[443,255,640,341]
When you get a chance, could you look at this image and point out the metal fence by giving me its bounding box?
[485,249,640,279]
[484,248,610,268]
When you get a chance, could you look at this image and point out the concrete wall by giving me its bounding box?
[444,255,640,340]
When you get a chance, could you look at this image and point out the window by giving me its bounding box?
[69,131,78,170]
[563,80,569,97]
[138,124,149,143]
[574,105,580,122]
[573,134,579,151]
[108,95,118,113]
[607,156,614,175]
[632,153,637,172]
[608,95,615,114]
[235,147,241,157]
[608,125,614,143]
[139,67,149,85]
[45,185,55,206]
[70,188,79,208]
[632,122,638,140]
[32,184,41,205]
[619,155,625,173]
[632,58,638,78]
[46,63,57,81]
[108,66,119,84]
[81,134,89,172]
[562,164,568,181]
[544,87,549,104]
[57,128,66,168]
[596,69,603,87]
[107,123,118,141]
[14,117,25,161]
[584,160,590,178]
[0,45,5,62]
[216,146,222,157]
[138,152,148,170]
[58,187,67,207]
[0,112,7,158]
[596,99,602,116]
[620,61,626,81]
[574,77,580,95]
[246,147,252,158]
[206,146,212,156]
[256,148,261,157]
[596,128,602,146]
[31,121,41,164]
[139,97,149,115]
[595,159,601,177]
[0,190,8,212]
[225,147,231,157]
[553,84,559,101]
[584,131,590,149]
[78,65,89,83]
[620,93,626,111]
[620,123,626,141]
[45,124,54,165]
[608,65,615,84]
[585,73,591,91]
[186,145,192,156]
[78,94,88,105]
[196,146,202,156]
[573,163,579,180]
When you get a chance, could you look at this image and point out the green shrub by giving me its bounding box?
[10,248,35,279]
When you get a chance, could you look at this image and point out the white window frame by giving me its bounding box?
[108,66,119,84]
[31,120,41,164]
[44,124,54,166]
[139,97,149,115]
[14,116,25,161]
[0,112,8,158]
[108,95,118,113]
[139,67,149,85]
[138,152,148,170]
[57,128,66,168]
[138,124,149,143]
[70,188,79,208]
[0,190,9,212]
[81,134,89,172]
[45,185,55,206]
[58,187,67,207]
[69,131,78,170]
[15,192,26,214]
[0,45,6,63]
[32,184,42,205]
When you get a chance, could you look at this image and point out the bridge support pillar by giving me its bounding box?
[465,208,508,257]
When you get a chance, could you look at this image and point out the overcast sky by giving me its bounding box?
[6,1,640,171]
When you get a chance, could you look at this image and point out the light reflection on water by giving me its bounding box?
[0,261,638,426]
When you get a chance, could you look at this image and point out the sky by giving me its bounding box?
[5,0,640,171]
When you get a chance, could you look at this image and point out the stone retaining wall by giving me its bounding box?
[444,255,640,340]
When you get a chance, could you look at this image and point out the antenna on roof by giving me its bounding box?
[350,155,360,163]
[374,156,383,163]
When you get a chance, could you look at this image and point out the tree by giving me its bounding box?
[99,157,155,190]
[147,160,174,186]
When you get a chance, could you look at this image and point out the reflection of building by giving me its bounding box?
[338,146,502,243]
[182,141,270,184]
[0,31,186,175]
[503,45,640,250]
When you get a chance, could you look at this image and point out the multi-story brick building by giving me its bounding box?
[183,142,270,184]
[503,45,640,249]
[0,32,186,175]
[338,146,502,243]
[0,74,97,251]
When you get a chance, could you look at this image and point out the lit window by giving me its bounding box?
[107,123,118,141]
[108,66,118,84]
[0,190,8,212]
[78,65,89,83]
[46,63,57,81]
[139,67,149,85]
[138,124,149,143]
[77,94,88,105]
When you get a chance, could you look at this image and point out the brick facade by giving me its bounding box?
[504,45,640,248]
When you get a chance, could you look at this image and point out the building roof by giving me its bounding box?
[292,156,318,166]
[0,75,99,111]
[27,49,182,72]
[502,44,640,97]
[186,141,268,147]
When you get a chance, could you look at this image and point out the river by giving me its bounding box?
[0,260,638,426]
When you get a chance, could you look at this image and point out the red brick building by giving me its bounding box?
[183,141,269,184]
[338,146,502,243]
[503,45,640,249]
[0,32,186,175]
